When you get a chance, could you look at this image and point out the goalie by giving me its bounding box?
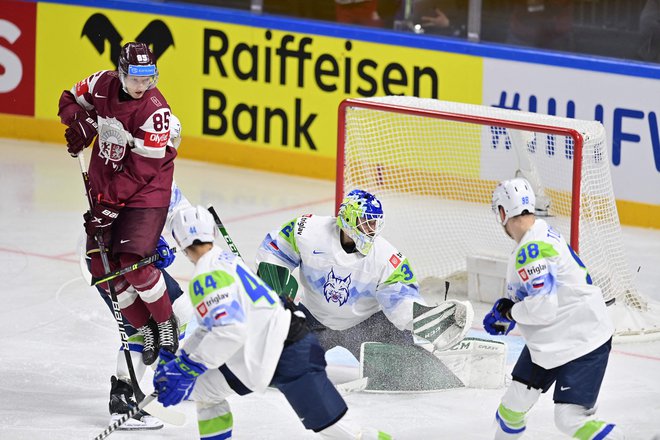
[255,189,473,389]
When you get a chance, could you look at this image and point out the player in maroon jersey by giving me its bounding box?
[58,42,178,366]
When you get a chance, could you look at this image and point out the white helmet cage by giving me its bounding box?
[169,114,182,149]
[491,178,536,226]
[171,205,216,250]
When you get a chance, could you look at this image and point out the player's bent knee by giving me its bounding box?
[190,369,235,404]
[501,380,542,412]
[554,404,619,439]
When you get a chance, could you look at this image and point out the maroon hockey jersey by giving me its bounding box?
[58,70,175,208]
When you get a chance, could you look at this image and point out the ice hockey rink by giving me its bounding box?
[1,138,659,440]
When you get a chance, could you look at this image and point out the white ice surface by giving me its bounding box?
[0,139,659,440]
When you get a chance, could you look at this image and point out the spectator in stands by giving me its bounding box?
[411,0,467,37]
[377,0,403,29]
[507,0,574,51]
[335,0,383,27]
[638,0,660,62]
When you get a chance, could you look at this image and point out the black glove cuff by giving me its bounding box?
[496,298,515,320]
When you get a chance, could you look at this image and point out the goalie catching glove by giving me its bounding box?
[412,300,474,351]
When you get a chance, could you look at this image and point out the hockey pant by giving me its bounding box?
[495,381,624,439]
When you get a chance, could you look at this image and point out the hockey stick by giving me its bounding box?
[77,153,186,426]
[207,205,243,258]
[90,247,177,286]
[92,392,157,440]
[77,153,146,402]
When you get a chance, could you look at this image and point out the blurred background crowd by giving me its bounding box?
[162,0,660,63]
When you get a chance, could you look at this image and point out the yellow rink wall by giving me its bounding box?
[1,0,658,228]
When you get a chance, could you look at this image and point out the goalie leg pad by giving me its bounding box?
[360,342,464,392]
[434,337,507,389]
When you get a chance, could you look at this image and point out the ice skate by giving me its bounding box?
[138,319,159,365]
[157,314,179,355]
[109,375,163,430]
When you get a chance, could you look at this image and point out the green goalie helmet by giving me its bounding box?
[336,189,384,255]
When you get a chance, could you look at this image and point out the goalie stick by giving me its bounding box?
[76,153,185,427]
[90,247,177,286]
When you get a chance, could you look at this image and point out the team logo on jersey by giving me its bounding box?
[97,117,128,163]
[389,254,401,268]
[197,302,208,317]
[323,268,351,306]
[81,14,174,68]
[517,268,529,281]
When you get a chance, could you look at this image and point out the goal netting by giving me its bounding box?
[336,96,660,340]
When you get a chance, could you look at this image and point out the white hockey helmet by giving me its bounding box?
[491,178,536,226]
[170,114,182,149]
[171,205,216,250]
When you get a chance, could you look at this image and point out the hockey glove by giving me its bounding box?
[154,349,207,407]
[65,108,98,157]
[483,298,516,335]
[84,195,123,237]
[154,236,175,269]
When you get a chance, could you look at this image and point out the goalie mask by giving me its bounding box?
[171,205,216,251]
[118,42,158,96]
[336,189,384,255]
[492,178,536,226]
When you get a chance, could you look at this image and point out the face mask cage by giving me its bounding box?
[337,193,384,255]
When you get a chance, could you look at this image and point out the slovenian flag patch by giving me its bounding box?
[532,279,545,289]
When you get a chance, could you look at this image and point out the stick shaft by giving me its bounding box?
[91,248,176,286]
[93,393,157,440]
[77,152,145,402]
[207,205,242,258]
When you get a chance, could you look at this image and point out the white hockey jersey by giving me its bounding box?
[182,246,291,392]
[506,219,614,369]
[255,215,422,331]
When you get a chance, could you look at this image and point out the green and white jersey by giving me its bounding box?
[183,245,291,392]
[256,215,421,331]
[506,218,614,369]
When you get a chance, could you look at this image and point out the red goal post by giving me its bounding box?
[335,96,660,340]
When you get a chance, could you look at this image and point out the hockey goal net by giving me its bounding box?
[336,96,660,340]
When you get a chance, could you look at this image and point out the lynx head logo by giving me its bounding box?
[323,269,351,306]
